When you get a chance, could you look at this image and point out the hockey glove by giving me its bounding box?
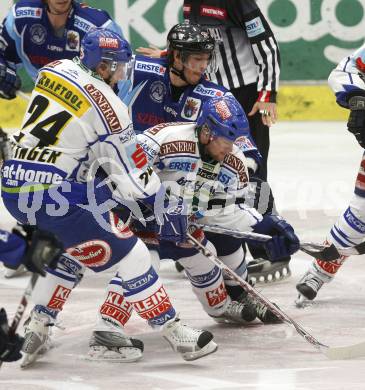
[251,215,300,262]
[0,58,21,100]
[347,96,365,148]
[23,229,64,276]
[156,195,188,244]
[0,308,24,362]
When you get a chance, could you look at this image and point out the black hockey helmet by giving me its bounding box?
[167,21,215,54]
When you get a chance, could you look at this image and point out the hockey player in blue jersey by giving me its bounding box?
[1,28,218,367]
[0,0,123,99]
[118,21,261,172]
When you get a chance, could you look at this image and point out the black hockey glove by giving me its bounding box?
[347,96,365,148]
[23,229,64,276]
[0,308,24,362]
[0,58,21,100]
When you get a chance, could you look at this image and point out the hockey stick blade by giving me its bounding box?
[300,241,365,260]
[325,341,365,360]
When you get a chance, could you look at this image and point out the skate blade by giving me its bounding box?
[85,346,143,363]
[182,341,218,361]
[249,265,292,285]
[20,352,40,368]
[295,294,312,308]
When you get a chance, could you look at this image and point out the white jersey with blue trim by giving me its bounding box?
[1,58,161,204]
[328,43,365,108]
[137,122,262,232]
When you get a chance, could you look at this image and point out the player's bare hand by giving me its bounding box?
[248,102,277,127]
[135,45,162,58]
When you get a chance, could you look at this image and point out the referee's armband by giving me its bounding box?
[257,90,277,103]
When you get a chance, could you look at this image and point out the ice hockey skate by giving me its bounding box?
[87,331,144,363]
[247,258,291,284]
[295,266,332,307]
[3,264,28,278]
[210,299,257,324]
[21,309,54,368]
[162,317,217,361]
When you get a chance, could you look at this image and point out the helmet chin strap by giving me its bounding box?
[170,65,189,84]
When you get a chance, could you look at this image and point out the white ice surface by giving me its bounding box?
[1,121,365,389]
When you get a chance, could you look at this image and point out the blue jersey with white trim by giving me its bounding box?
[328,43,365,108]
[1,58,161,205]
[118,55,261,169]
[0,0,123,81]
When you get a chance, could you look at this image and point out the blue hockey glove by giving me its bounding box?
[156,196,188,243]
[0,58,21,100]
[252,215,300,261]
[0,308,24,362]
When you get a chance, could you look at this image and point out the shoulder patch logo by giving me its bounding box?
[245,17,266,38]
[15,7,42,19]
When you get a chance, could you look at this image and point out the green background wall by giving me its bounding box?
[3,0,364,84]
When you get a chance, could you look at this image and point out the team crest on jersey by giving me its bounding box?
[30,24,47,45]
[149,81,166,103]
[181,97,201,120]
[66,30,80,51]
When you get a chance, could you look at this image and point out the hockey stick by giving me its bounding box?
[9,273,38,334]
[0,273,38,368]
[187,232,365,359]
[186,232,329,353]
[192,222,365,261]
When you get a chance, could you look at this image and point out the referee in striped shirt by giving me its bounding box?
[183,0,280,181]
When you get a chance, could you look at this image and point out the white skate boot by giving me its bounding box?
[3,265,28,278]
[21,309,54,368]
[87,331,144,363]
[162,317,217,361]
[296,266,332,305]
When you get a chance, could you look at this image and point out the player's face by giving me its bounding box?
[205,136,233,162]
[46,0,72,14]
[172,51,210,86]
[98,62,128,87]
[182,53,211,84]
[109,62,128,87]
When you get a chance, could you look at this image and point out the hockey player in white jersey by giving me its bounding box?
[296,43,365,303]
[1,28,218,366]
[98,95,300,328]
